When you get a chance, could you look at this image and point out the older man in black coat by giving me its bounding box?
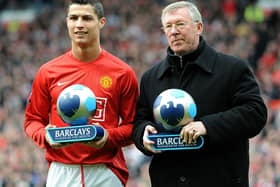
[132,1,267,187]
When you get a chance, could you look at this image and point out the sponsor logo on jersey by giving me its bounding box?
[92,97,107,121]
[57,81,70,86]
[100,76,112,89]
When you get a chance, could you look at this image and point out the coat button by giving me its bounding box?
[179,176,186,182]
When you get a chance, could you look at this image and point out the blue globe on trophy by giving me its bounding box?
[47,84,104,143]
[57,84,96,126]
[149,89,204,151]
[153,89,197,131]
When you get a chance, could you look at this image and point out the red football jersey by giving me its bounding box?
[24,49,139,184]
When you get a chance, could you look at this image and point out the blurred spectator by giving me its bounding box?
[244,0,265,23]
[221,0,237,22]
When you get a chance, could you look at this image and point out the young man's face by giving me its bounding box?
[66,4,105,48]
[162,7,203,55]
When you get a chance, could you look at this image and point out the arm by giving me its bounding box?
[24,67,51,149]
[132,74,157,155]
[201,60,267,145]
[109,69,139,147]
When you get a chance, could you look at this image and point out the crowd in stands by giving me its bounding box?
[0,0,279,186]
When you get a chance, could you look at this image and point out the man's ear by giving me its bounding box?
[99,17,106,29]
[196,22,203,35]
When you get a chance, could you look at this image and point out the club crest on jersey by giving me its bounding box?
[100,76,112,89]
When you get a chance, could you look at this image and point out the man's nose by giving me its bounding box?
[76,18,84,27]
[169,26,180,34]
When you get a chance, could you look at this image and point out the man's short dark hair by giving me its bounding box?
[69,0,104,19]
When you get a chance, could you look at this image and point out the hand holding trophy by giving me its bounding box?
[47,84,104,143]
[148,89,204,151]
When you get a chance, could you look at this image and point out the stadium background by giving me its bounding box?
[0,0,279,186]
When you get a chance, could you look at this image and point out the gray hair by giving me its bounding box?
[161,1,202,24]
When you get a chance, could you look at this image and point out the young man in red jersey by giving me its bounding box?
[24,0,139,186]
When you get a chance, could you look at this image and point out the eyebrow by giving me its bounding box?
[67,14,95,18]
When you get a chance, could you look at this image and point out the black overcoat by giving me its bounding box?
[132,38,267,187]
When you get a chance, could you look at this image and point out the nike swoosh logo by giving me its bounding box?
[57,81,70,86]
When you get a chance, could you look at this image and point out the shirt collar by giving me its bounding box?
[156,37,216,79]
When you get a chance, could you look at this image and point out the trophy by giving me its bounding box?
[47,84,104,143]
[148,89,204,151]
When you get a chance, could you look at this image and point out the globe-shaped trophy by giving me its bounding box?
[47,84,104,143]
[148,89,204,151]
